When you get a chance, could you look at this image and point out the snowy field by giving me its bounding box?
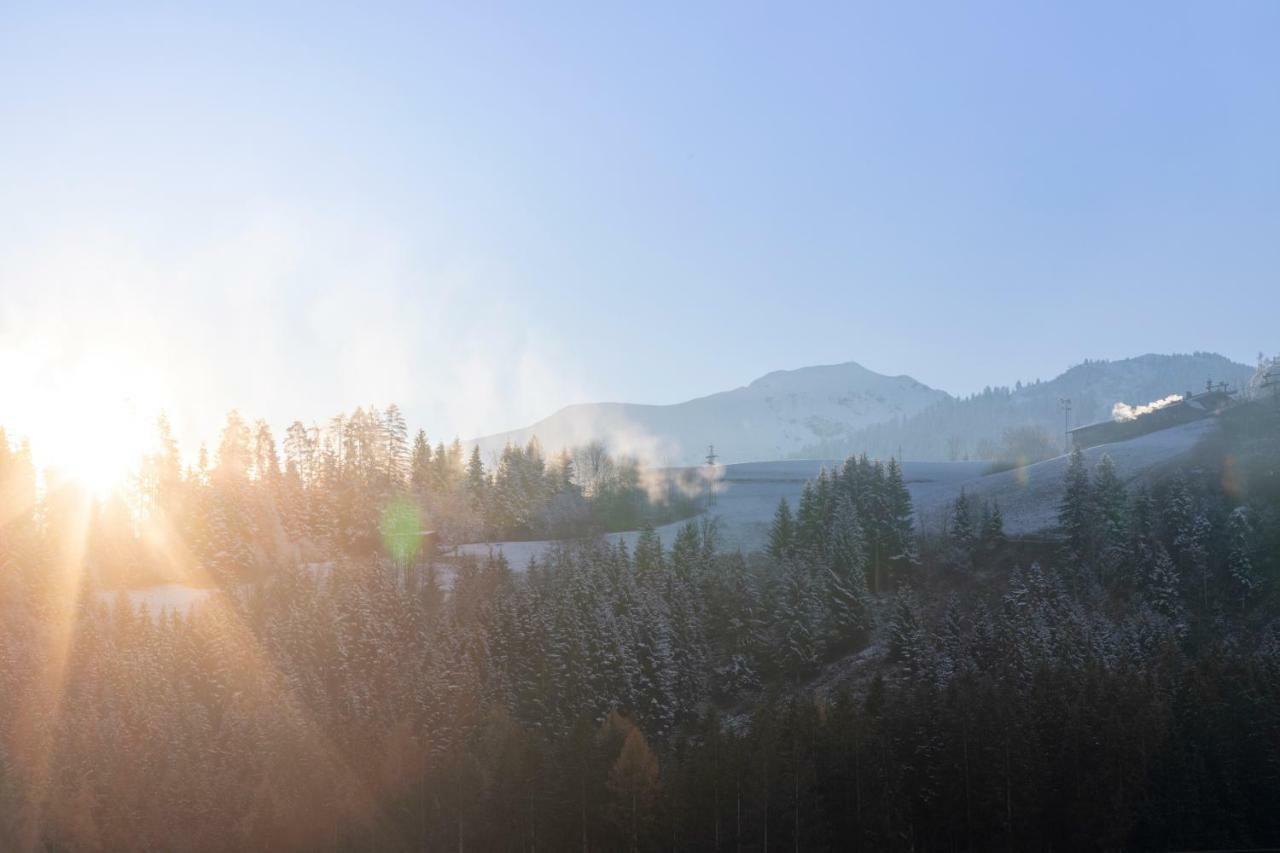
[459,419,1218,566]
[910,417,1217,535]
[458,458,987,568]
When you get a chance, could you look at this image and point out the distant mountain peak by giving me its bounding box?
[471,359,948,465]
[468,352,1254,466]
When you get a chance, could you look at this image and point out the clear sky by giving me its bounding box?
[2,2,1277,460]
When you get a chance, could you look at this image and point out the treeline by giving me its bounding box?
[1,406,698,588]
[0,405,1278,849]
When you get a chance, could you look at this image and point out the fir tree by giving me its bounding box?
[824,494,871,650]
[1226,506,1261,612]
[767,498,796,561]
[1092,454,1128,584]
[887,587,929,680]
[776,558,821,678]
[979,499,1007,555]
[633,524,663,583]
[1146,543,1185,633]
[1059,446,1093,570]
[410,429,432,495]
[884,457,918,572]
[947,489,976,570]
[382,403,409,487]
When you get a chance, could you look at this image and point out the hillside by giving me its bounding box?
[809,352,1254,461]
[471,352,1254,467]
[471,361,948,465]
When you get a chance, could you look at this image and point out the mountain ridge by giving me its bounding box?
[470,353,1255,465]
[470,360,948,465]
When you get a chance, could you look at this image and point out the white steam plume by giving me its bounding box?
[1112,394,1183,422]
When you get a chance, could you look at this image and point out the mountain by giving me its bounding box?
[471,352,1256,466]
[812,352,1256,462]
[470,361,949,465]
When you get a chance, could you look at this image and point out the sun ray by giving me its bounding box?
[14,478,93,852]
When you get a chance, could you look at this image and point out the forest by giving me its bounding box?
[0,405,700,590]
[0,402,1278,850]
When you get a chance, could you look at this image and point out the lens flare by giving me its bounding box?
[379,497,423,563]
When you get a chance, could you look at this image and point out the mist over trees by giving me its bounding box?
[25,405,700,590]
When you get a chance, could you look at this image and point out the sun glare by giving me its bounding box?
[50,417,146,498]
[23,358,161,498]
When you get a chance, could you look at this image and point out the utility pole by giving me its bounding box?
[704,444,718,507]
[1059,397,1072,453]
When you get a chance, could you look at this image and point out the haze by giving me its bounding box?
[2,2,1277,457]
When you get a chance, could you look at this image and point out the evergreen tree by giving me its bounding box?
[466,445,489,526]
[947,489,976,570]
[824,495,871,650]
[887,587,929,679]
[633,524,663,583]
[795,481,823,557]
[215,410,253,483]
[1226,506,1261,612]
[1059,446,1093,570]
[776,558,821,678]
[410,429,432,495]
[979,499,1007,555]
[767,498,795,561]
[382,403,409,488]
[1146,543,1185,632]
[884,457,918,573]
[1092,454,1128,584]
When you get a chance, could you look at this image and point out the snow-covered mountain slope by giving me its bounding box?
[909,418,1220,535]
[819,352,1254,461]
[470,361,949,465]
[457,418,1220,570]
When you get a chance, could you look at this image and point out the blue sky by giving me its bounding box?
[1,2,1277,453]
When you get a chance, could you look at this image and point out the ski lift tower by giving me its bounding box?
[704,444,718,507]
[1058,397,1072,452]
[1261,363,1280,407]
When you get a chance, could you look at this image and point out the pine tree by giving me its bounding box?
[884,457,918,572]
[252,419,281,484]
[633,524,663,583]
[824,494,871,650]
[670,521,702,582]
[1146,543,1185,633]
[1226,506,1261,612]
[466,445,489,527]
[795,480,823,558]
[1059,446,1093,570]
[948,489,976,570]
[767,498,795,561]
[776,557,820,678]
[382,403,409,488]
[215,410,253,483]
[410,429,432,495]
[979,499,1007,555]
[887,587,929,680]
[1092,454,1128,585]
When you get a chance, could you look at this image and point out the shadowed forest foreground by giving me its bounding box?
[0,404,1278,850]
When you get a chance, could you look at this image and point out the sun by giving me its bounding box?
[50,415,148,498]
[22,358,163,499]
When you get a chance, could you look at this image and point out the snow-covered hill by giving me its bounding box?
[469,353,1253,466]
[470,361,948,465]
[818,352,1254,461]
[458,417,1220,569]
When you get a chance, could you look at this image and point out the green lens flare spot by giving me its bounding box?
[379,497,422,563]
